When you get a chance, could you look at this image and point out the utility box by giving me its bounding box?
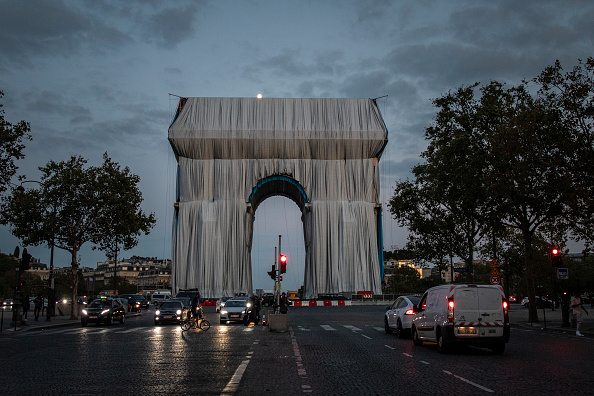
[268,313,287,332]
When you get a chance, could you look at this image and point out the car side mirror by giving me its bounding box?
[385,306,391,311]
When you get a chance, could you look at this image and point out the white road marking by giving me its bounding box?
[443,370,494,393]
[343,325,362,331]
[384,345,396,350]
[320,325,335,331]
[361,334,372,340]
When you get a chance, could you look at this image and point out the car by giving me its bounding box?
[81,298,126,326]
[411,284,510,354]
[219,299,250,324]
[508,295,517,303]
[120,294,150,311]
[171,297,191,310]
[384,295,421,338]
[154,301,189,325]
[521,297,529,307]
[2,299,14,310]
[216,296,233,312]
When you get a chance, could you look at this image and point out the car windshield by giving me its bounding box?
[132,295,145,301]
[225,300,247,307]
[89,300,112,309]
[160,302,183,309]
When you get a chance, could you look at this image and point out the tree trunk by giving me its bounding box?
[70,249,79,320]
[523,230,539,322]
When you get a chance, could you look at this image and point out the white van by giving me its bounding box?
[411,284,510,354]
[151,293,171,307]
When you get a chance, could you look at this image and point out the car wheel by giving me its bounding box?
[154,321,159,326]
[412,326,423,346]
[81,320,88,327]
[396,319,405,339]
[437,329,449,354]
[220,320,226,325]
[108,315,114,325]
[384,318,392,334]
[120,315,125,324]
[491,343,505,354]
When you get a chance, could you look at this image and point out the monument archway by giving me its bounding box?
[168,97,388,299]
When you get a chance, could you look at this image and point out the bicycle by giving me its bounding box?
[180,314,210,332]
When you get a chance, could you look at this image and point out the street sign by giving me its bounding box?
[557,268,569,280]
[490,275,501,285]
[490,259,499,267]
[490,267,500,276]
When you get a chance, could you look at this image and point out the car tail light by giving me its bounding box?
[503,297,509,323]
[447,298,455,322]
[405,309,415,315]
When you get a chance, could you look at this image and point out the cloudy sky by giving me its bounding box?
[1,0,592,293]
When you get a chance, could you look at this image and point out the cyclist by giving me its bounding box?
[191,292,203,320]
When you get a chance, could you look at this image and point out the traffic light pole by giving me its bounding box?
[276,235,282,313]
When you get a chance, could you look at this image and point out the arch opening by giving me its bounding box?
[248,175,308,213]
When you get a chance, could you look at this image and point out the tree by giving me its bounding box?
[534,57,594,251]
[383,266,421,294]
[0,90,32,194]
[92,153,156,289]
[1,155,156,319]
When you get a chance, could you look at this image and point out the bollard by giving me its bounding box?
[268,313,288,332]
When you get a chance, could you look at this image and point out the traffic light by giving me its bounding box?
[267,265,276,280]
[551,247,562,267]
[279,276,283,282]
[279,254,287,274]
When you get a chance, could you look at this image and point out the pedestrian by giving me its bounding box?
[128,296,134,312]
[251,295,261,324]
[21,294,31,320]
[34,294,43,321]
[279,292,288,314]
[571,292,588,337]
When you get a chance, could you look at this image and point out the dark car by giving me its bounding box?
[81,298,126,326]
[154,301,189,325]
[121,294,149,311]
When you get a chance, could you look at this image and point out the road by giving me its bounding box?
[1,305,593,395]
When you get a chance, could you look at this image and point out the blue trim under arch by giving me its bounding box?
[248,175,308,207]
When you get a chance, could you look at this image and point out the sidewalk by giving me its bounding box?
[508,303,594,336]
[0,307,141,335]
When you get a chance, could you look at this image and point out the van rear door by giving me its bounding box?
[454,286,504,337]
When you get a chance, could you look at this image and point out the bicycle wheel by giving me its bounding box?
[180,318,191,331]
[199,319,210,331]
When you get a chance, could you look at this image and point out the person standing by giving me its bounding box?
[21,294,31,320]
[34,294,43,321]
[279,292,288,314]
[571,293,588,336]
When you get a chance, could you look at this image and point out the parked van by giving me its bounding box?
[411,284,510,354]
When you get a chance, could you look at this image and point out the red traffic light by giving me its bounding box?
[551,248,560,256]
[279,254,287,274]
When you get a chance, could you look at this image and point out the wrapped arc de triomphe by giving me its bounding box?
[168,97,388,299]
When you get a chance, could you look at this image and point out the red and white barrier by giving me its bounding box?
[292,300,351,307]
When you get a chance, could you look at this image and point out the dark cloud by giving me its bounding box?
[0,0,132,68]
[143,5,198,47]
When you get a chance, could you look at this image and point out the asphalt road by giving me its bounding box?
[1,305,593,395]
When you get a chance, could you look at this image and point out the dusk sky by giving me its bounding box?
[1,0,592,293]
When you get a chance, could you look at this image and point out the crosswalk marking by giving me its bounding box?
[320,325,335,331]
[373,327,384,331]
[343,325,362,331]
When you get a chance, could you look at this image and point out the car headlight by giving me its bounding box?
[82,309,88,315]
[176,309,182,315]
[155,310,161,316]
[247,302,252,307]
[101,309,110,315]
[63,299,67,304]
[220,310,227,315]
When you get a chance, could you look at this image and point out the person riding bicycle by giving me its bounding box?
[191,292,203,320]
